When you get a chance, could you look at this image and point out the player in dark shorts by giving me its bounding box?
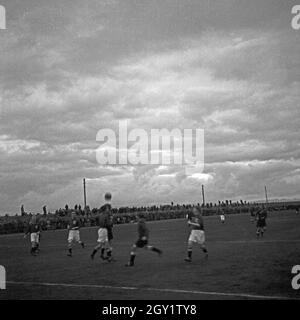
[125,214,162,267]
[256,206,267,237]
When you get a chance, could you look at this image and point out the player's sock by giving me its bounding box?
[185,249,192,261]
[100,248,106,259]
[151,247,162,255]
[91,248,98,259]
[68,248,72,256]
[106,249,112,262]
[202,247,208,258]
[128,252,136,266]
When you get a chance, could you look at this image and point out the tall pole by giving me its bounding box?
[83,178,87,210]
[202,184,205,206]
[264,185,268,205]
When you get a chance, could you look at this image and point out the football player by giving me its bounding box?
[125,213,162,267]
[219,208,225,224]
[90,204,112,261]
[184,207,208,262]
[24,215,41,256]
[67,213,85,257]
[91,192,114,261]
[256,206,267,237]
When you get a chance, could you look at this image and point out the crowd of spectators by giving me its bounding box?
[0,200,298,235]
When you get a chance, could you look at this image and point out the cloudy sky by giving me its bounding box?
[0,0,299,214]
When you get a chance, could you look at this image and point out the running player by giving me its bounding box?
[184,207,208,262]
[24,215,41,256]
[256,206,267,237]
[125,213,162,267]
[67,213,85,257]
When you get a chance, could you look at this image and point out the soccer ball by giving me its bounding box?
[104,192,112,201]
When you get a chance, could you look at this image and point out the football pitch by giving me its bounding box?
[1,211,300,300]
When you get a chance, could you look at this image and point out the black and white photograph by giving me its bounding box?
[0,0,300,304]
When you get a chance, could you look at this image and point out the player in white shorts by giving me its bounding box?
[67,213,85,257]
[220,214,225,223]
[220,210,225,224]
[97,227,108,243]
[90,207,111,261]
[24,215,41,256]
[185,207,208,262]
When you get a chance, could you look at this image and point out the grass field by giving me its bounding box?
[1,210,300,300]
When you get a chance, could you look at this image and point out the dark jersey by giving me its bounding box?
[256,210,267,221]
[137,219,149,240]
[256,210,267,227]
[100,203,112,212]
[189,215,204,231]
[98,213,110,229]
[99,203,113,239]
[26,223,41,234]
[69,218,81,230]
[107,215,114,241]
